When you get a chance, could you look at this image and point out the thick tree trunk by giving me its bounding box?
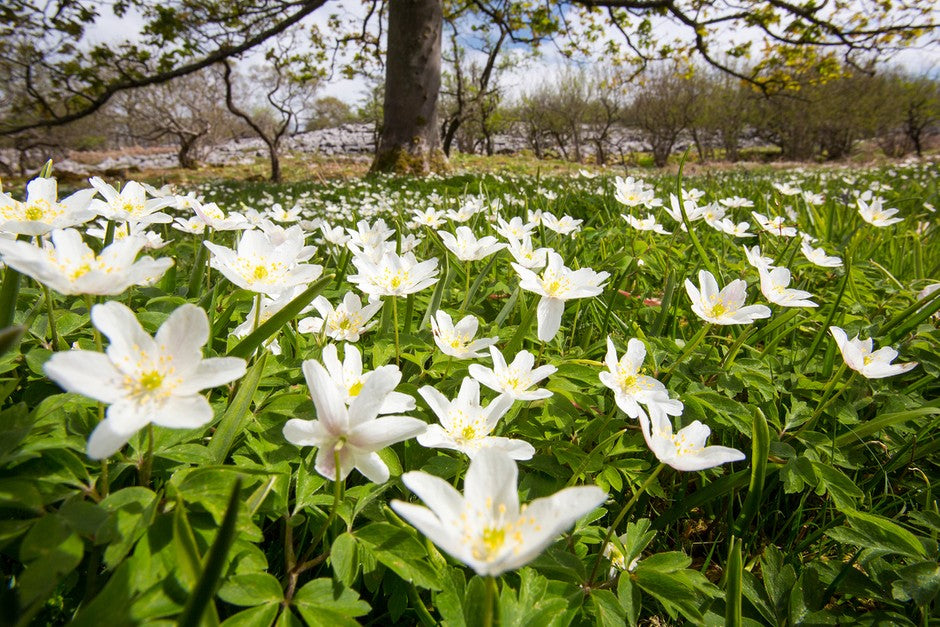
[371,0,446,175]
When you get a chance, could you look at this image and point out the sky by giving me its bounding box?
[83,1,940,109]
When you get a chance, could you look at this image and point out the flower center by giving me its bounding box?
[710,302,726,318]
[139,370,164,390]
[348,380,364,396]
[24,205,45,221]
[253,265,269,280]
[481,526,506,555]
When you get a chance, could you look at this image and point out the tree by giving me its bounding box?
[305,97,356,131]
[115,69,231,169]
[1,1,935,174]
[626,64,697,167]
[221,38,320,182]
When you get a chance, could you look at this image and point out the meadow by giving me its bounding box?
[0,157,937,626]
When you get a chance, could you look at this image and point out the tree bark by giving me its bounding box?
[370,0,447,175]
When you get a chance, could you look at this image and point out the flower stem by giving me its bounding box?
[483,576,498,627]
[139,424,154,487]
[662,323,712,382]
[0,267,21,328]
[305,446,345,556]
[460,262,472,311]
[588,462,666,587]
[392,296,401,367]
[793,363,850,438]
[442,355,453,381]
[42,283,60,350]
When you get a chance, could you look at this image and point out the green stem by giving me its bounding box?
[483,576,498,627]
[721,327,754,369]
[304,446,345,557]
[442,356,453,381]
[103,220,116,248]
[793,363,851,438]
[139,424,154,487]
[408,585,436,627]
[0,267,22,328]
[588,463,666,587]
[392,296,401,366]
[42,283,60,350]
[460,262,472,311]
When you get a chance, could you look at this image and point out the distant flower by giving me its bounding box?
[0,228,172,295]
[205,228,322,295]
[494,216,536,240]
[541,213,582,236]
[88,177,174,225]
[642,414,745,471]
[613,176,661,209]
[743,245,774,272]
[512,251,609,342]
[430,310,498,359]
[829,327,917,379]
[773,182,802,196]
[411,207,447,229]
[299,292,383,342]
[719,196,753,209]
[266,202,301,223]
[751,212,797,237]
[758,266,817,308]
[346,218,395,259]
[716,218,754,238]
[191,199,250,231]
[319,223,351,248]
[86,218,168,250]
[857,197,902,227]
[599,337,683,422]
[622,213,670,235]
[0,177,97,236]
[283,358,426,483]
[802,191,825,205]
[44,302,246,459]
[391,448,606,576]
[800,239,842,268]
[468,346,556,401]
[438,226,505,261]
[348,250,439,298]
[664,194,705,225]
[446,197,484,222]
[685,270,771,325]
[418,377,532,459]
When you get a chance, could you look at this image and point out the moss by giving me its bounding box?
[369,143,449,176]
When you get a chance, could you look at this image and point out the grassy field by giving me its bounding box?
[0,156,937,626]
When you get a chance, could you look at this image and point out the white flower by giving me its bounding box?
[758,267,817,308]
[299,292,383,342]
[541,213,582,236]
[446,197,484,222]
[641,414,745,472]
[88,178,174,225]
[468,346,556,401]
[172,216,206,235]
[0,228,172,295]
[751,212,797,237]
[319,343,415,414]
[44,303,247,459]
[743,245,774,272]
[85,219,168,250]
[716,218,755,238]
[391,448,606,576]
[438,226,505,261]
[829,327,917,379]
[283,358,426,483]
[664,194,705,225]
[802,191,825,205]
[512,251,609,342]
[191,199,250,231]
[599,337,683,422]
[266,202,301,223]
[0,177,97,236]
[622,214,670,235]
[430,310,498,359]
[719,196,754,209]
[319,223,351,248]
[684,270,771,325]
[773,182,802,196]
[411,207,447,229]
[857,197,903,227]
[505,235,549,270]
[417,378,532,459]
[613,176,661,209]
[348,250,439,298]
[346,218,395,259]
[494,216,536,241]
[800,239,842,268]
[205,228,322,295]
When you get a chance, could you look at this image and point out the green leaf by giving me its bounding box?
[228,275,333,359]
[355,523,441,590]
[725,537,743,626]
[331,532,359,587]
[100,487,159,568]
[292,578,370,626]
[589,589,627,627]
[177,477,242,627]
[891,561,940,607]
[826,509,927,558]
[17,514,84,607]
[208,352,267,465]
[220,603,280,627]
[218,573,284,607]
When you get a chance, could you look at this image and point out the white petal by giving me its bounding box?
[149,394,214,429]
[536,297,565,342]
[175,357,246,395]
[44,351,123,403]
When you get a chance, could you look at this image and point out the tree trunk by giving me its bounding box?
[371,0,446,174]
[268,140,282,182]
[178,133,201,169]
